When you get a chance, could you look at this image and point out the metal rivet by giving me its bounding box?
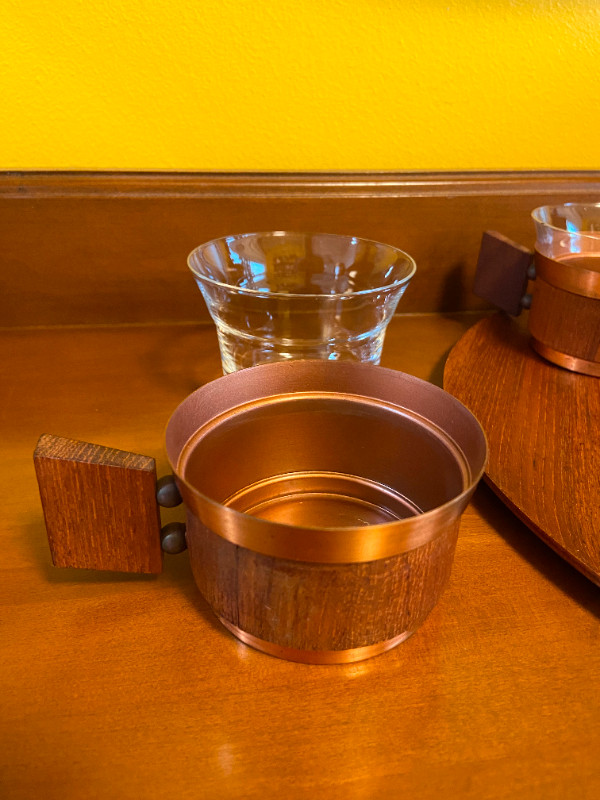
[527,262,537,281]
[160,522,187,555]
[520,292,533,309]
[156,475,182,508]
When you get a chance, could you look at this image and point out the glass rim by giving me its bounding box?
[187,231,417,299]
[531,202,600,235]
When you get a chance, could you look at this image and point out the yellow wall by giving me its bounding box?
[1,0,599,171]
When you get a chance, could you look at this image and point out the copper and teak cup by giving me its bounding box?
[165,360,487,664]
[475,203,600,377]
[529,203,600,376]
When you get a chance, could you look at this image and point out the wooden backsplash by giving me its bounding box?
[2,171,600,327]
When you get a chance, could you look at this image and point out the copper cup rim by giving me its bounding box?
[164,360,488,563]
[187,230,417,300]
[534,249,600,299]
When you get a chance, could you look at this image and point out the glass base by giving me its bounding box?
[216,324,387,374]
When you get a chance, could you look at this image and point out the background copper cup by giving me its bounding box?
[165,360,487,664]
[529,203,600,376]
[474,204,600,377]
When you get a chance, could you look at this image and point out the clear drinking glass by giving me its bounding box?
[532,203,600,263]
[188,231,416,373]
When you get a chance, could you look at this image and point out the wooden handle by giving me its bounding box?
[34,434,185,574]
[473,231,535,316]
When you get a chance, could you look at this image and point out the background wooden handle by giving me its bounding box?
[473,231,534,316]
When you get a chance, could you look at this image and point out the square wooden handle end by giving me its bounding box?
[473,231,534,316]
[33,434,163,574]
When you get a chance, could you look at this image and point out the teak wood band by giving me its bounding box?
[535,250,600,299]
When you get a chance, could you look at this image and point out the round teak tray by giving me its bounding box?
[444,312,600,587]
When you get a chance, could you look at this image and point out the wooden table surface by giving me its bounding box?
[2,314,599,800]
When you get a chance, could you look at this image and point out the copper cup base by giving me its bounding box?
[219,617,414,664]
[531,340,600,378]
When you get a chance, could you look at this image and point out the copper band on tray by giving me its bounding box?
[531,340,600,377]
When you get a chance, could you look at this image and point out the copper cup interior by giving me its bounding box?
[179,393,468,529]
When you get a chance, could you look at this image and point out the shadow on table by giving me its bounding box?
[26,513,227,634]
[472,483,600,619]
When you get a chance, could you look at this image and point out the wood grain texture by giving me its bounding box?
[444,313,600,586]
[473,230,533,315]
[186,513,459,652]
[34,434,163,574]
[2,170,600,327]
[2,317,599,800]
